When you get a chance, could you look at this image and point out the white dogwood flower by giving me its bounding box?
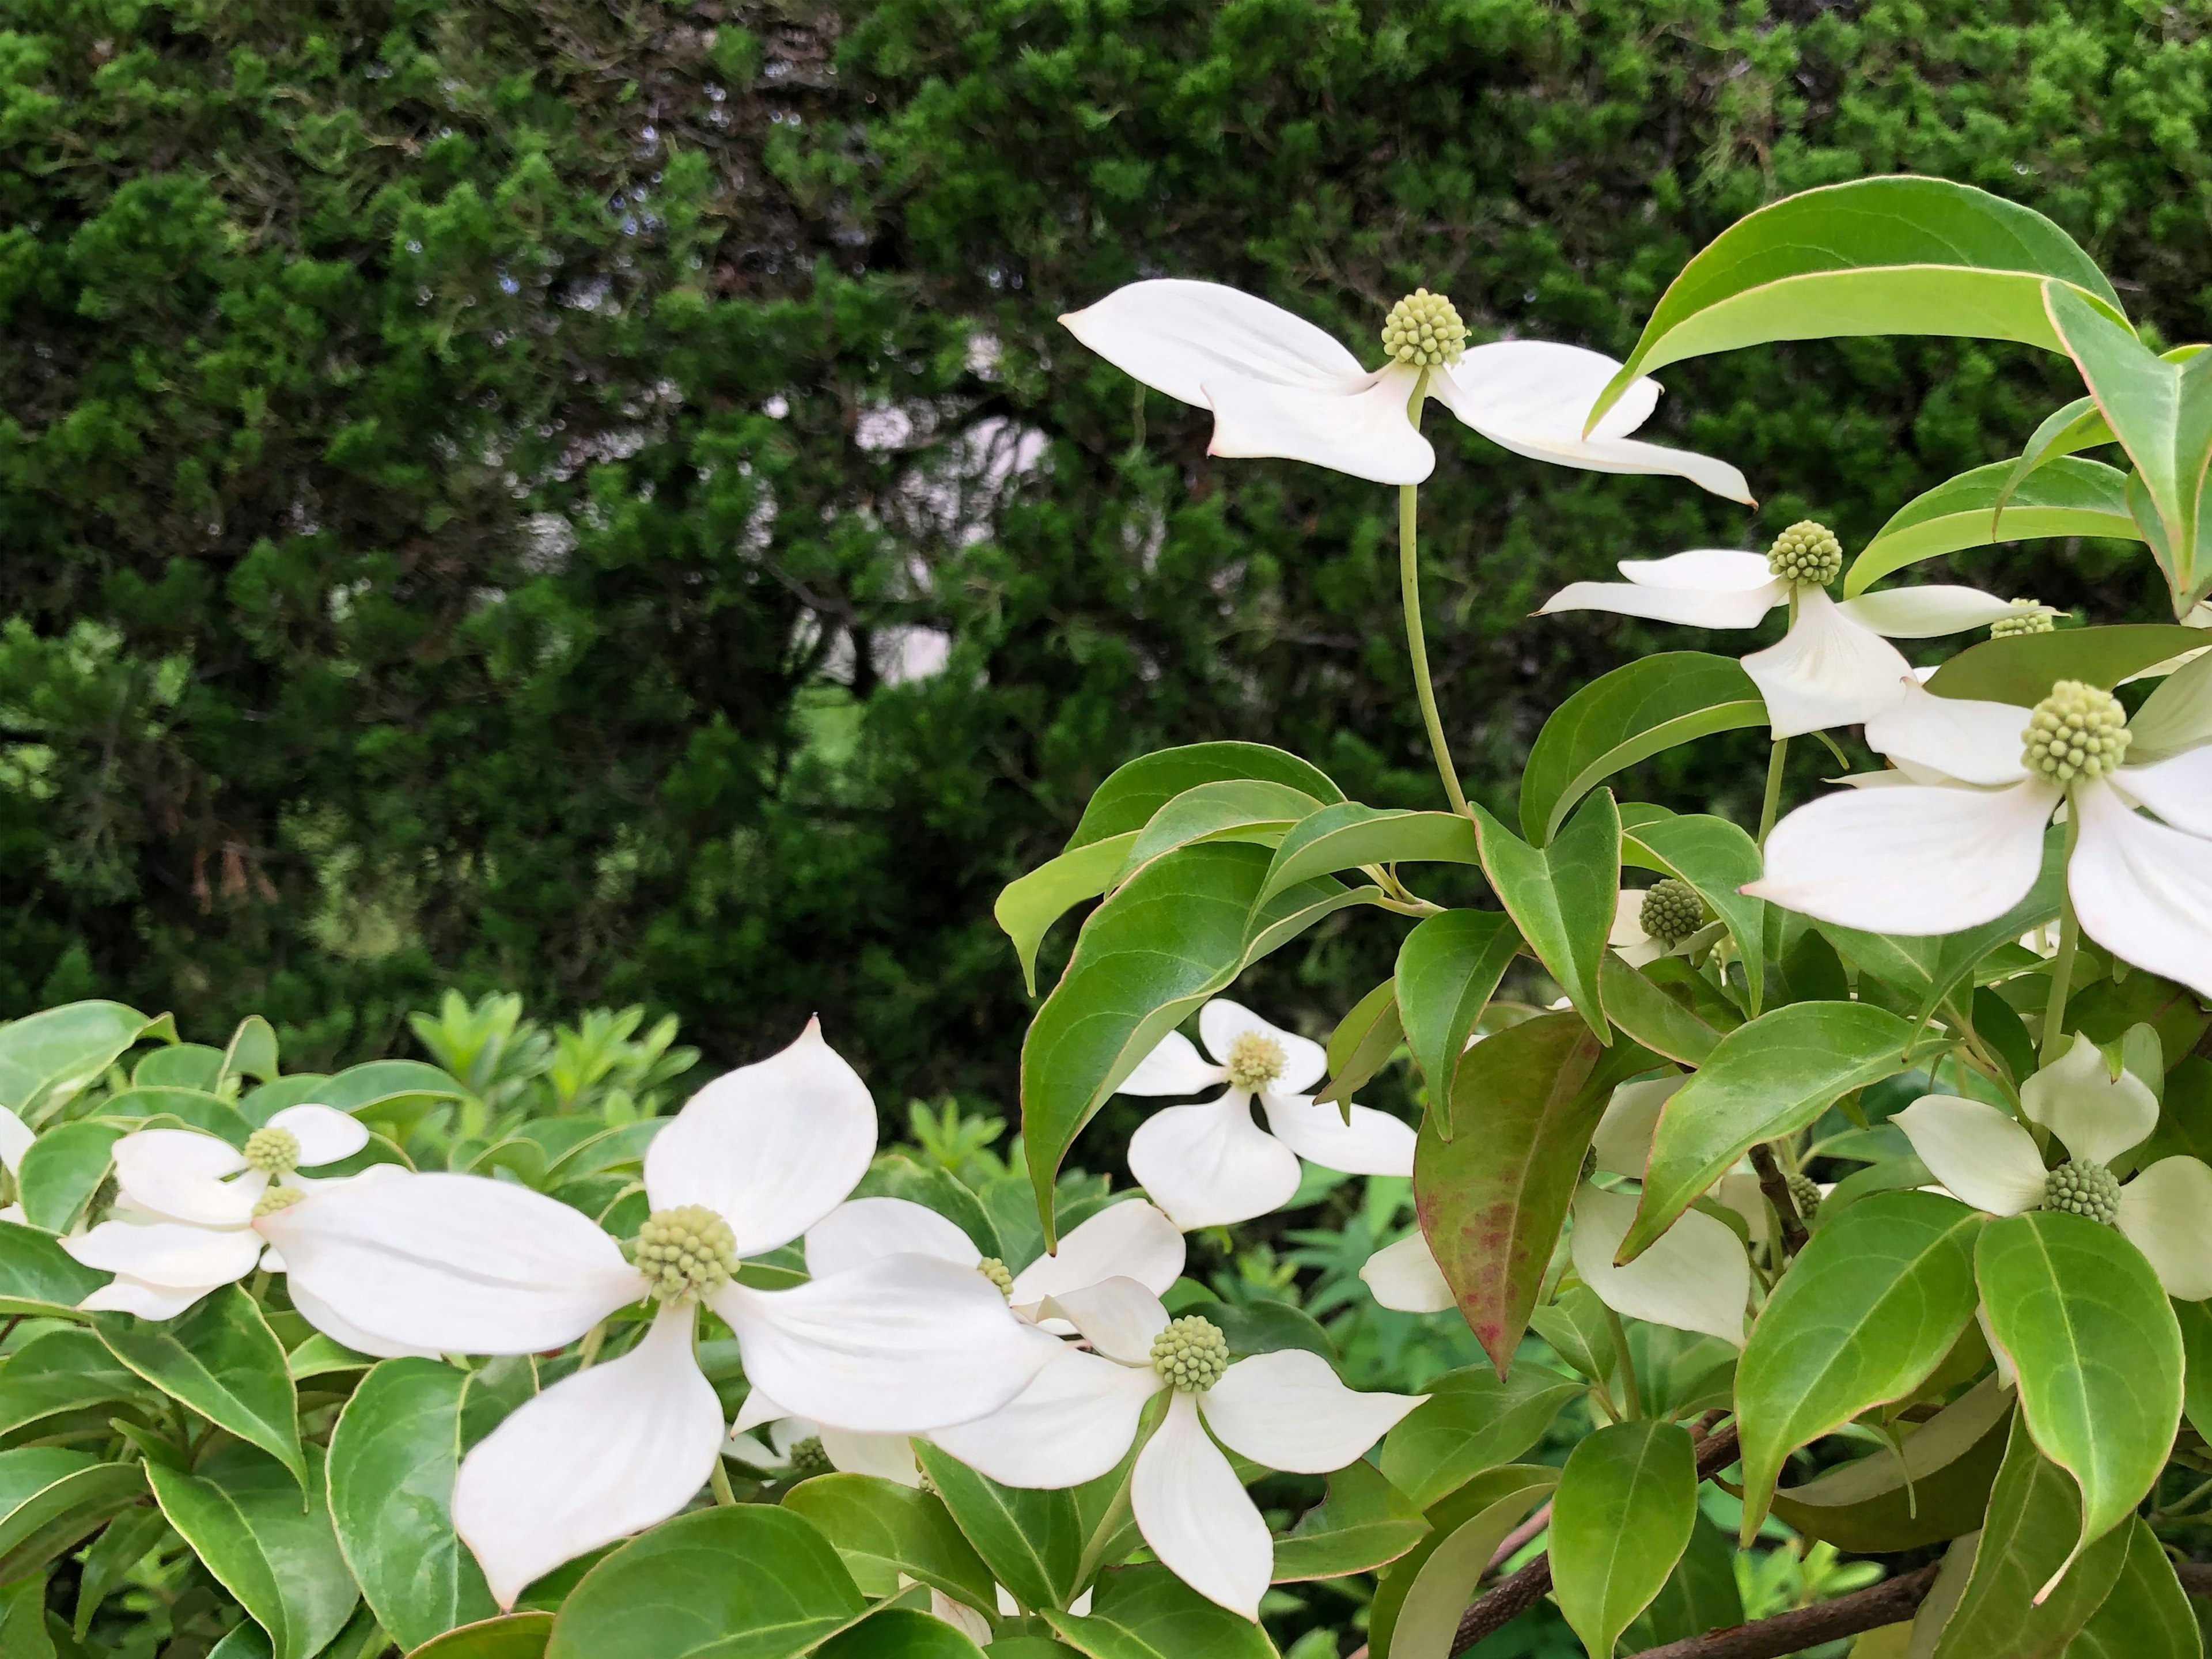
[1115,999,1416,1229]
[1362,1074,1751,1347]
[256,1021,1053,1607]
[1895,1033,2212,1300]
[0,1107,33,1224]
[1747,679,2212,999]
[1610,880,1710,966]
[926,1275,1421,1619]
[1060,279,1749,498]
[1539,526,2018,737]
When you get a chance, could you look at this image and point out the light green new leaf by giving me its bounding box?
[1550,1420,1698,1659]
[2127,646,2212,761]
[1925,623,2210,704]
[915,1444,1084,1613]
[1472,793,1621,1041]
[148,1444,359,1659]
[1271,1459,1429,1582]
[1627,1002,1927,1261]
[1393,911,1521,1121]
[0,1327,164,1438]
[1844,457,2137,596]
[813,1607,986,1659]
[0,1001,169,1125]
[1121,779,1322,876]
[1734,1192,1984,1541]
[1586,176,2126,430]
[1623,813,1768,1014]
[783,1472,998,1612]
[0,1219,105,1319]
[0,1447,149,1583]
[1975,1210,2182,1594]
[403,1613,554,1659]
[544,1505,865,1659]
[1256,803,1478,907]
[1919,1412,2131,1659]
[997,833,1138,997]
[97,1285,306,1487]
[1518,654,1765,844]
[1378,1364,1582,1508]
[1770,1375,2013,1554]
[1043,1565,1278,1659]
[2061,1517,2199,1658]
[1317,978,1400,1108]
[1529,1286,1618,1387]
[16,1120,123,1233]
[1367,1465,1558,1659]
[1062,741,1344,849]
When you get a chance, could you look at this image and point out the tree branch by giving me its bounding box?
[1622,1563,1940,1658]
[1747,1142,1809,1257]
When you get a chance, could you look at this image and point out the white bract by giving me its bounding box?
[1610,881,1710,966]
[256,1021,1052,1607]
[62,1107,392,1328]
[929,1275,1422,1619]
[1059,279,1749,497]
[0,1105,32,1224]
[1895,1034,2212,1300]
[1362,1074,1752,1347]
[1748,679,2212,999]
[1539,533,2018,737]
[1115,999,1415,1229]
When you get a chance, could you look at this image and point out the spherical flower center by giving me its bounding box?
[1381,289,1467,369]
[635,1205,740,1301]
[978,1256,1013,1297]
[1990,599,2056,639]
[1638,878,1705,947]
[243,1126,301,1177]
[1785,1172,1823,1222]
[253,1185,306,1218]
[786,1436,832,1480]
[1766,521,1843,587]
[1224,1031,1286,1093]
[2021,680,2131,784]
[1150,1315,1230,1392]
[2042,1160,2121,1225]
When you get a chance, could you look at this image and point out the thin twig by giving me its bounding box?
[1747,1143,1809,1257]
[1623,1563,1940,1658]
[1486,1500,1550,1570]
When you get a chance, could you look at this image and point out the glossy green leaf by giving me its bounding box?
[1845,457,2136,596]
[97,1285,305,1487]
[1393,911,1520,1116]
[0,1220,103,1320]
[1586,176,2125,430]
[1618,1511,1744,1652]
[1597,954,1721,1067]
[1271,1459,1428,1582]
[1368,1465,1557,1659]
[308,1060,471,1145]
[1041,1565,1277,1659]
[2179,1297,2212,1444]
[544,1505,865,1659]
[220,1016,281,1086]
[1518,654,1764,844]
[1121,780,1321,876]
[814,1607,986,1659]
[2127,644,2212,760]
[1550,1420,1697,1659]
[1257,804,1479,907]
[73,1501,169,1638]
[1919,1412,2131,1659]
[287,1333,375,1382]
[98,1085,256,1144]
[1471,793,1620,1041]
[14,1120,123,1234]
[1063,742,1344,850]
[0,1447,147,1582]
[403,1614,554,1659]
[1770,1376,2012,1552]
[133,1043,225,1090]
[0,1001,168,1124]
[915,1444,1084,1613]
[1627,1002,1927,1260]
[1415,1013,1650,1372]
[997,833,1139,998]
[1378,1364,1582,1509]
[1624,813,1768,1014]
[1975,1210,2182,1590]
[1317,978,1400,1109]
[1926,623,2209,703]
[1177,1296,1334,1360]
[1735,1192,1984,1541]
[148,1444,358,1659]
[0,1327,163,1437]
[2062,1517,2199,1658]
[784,1472,998,1612]
[1528,1286,1617,1388]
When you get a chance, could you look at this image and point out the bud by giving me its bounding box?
[1785,1172,1823,1222]
[2021,680,2130,784]
[2042,1160,2120,1225]
[253,1185,306,1218]
[1380,289,1467,369]
[243,1126,301,1177]
[1149,1315,1230,1392]
[1766,521,1843,587]
[635,1205,741,1300]
[1638,878,1704,947]
[978,1256,1014,1297]
[1990,598,2057,639]
[786,1437,832,1480]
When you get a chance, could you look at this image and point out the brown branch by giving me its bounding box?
[1747,1142,1809,1256]
[1486,1499,1550,1570]
[1449,1425,1741,1655]
[1623,1564,1940,1659]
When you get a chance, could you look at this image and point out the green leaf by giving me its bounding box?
[1528,1286,1617,1387]
[1063,743,1344,849]
[1586,176,2126,430]
[1627,1002,1927,1260]
[1623,813,1768,1014]
[1550,1421,1698,1659]
[1256,804,1479,907]
[96,1285,305,1487]
[997,833,1139,998]
[0,1327,163,1437]
[73,1501,169,1638]
[1368,1465,1557,1659]
[1619,1513,1743,1652]
[306,1060,471,1142]
[0,1448,147,1582]
[147,1443,358,1659]
[544,1505,865,1659]
[1317,978,1401,1108]
[1598,955,1722,1067]
[1471,794,1621,1041]
[2061,1517,2199,1658]
[1393,911,1520,1117]
[1123,779,1322,873]
[813,1607,986,1659]
[1844,457,2137,596]
[14,1121,123,1234]
[1042,1565,1278,1659]
[851,1155,1002,1260]
[1734,1192,1985,1541]
[2179,1297,2212,1444]
[1768,1375,2012,1552]
[1975,1210,2183,1591]
[1926,623,2209,704]
[328,1357,538,1649]
[403,1614,554,1659]
[1271,1459,1428,1582]
[915,1444,1084,1613]
[1518,654,1765,844]
[0,1001,167,1124]
[1920,1412,2131,1659]
[783,1472,998,1612]
[2127,645,2212,761]
[133,1044,225,1090]
[1379,1365,1582,1509]
[1415,1013,1651,1372]
[1175,1296,1334,1361]
[287,1333,375,1382]
[220,1016,281,1087]
[97,1085,255,1144]
[0,1220,105,1319]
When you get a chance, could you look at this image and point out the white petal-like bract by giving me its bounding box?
[929,1349,1166,1488]
[1127,1096,1302,1230]
[1199,1000,1328,1094]
[2020,1032,2158,1169]
[65,1219,263,1293]
[1115,1030,1229,1098]
[1835,586,2020,639]
[1891,1096,2048,1217]
[804,1197,978,1281]
[2113,745,2212,838]
[1740,586,1915,738]
[265,1104,370,1169]
[2069,783,2212,1001]
[111,1130,255,1228]
[2116,1157,2212,1301]
[1040,1277,1170,1366]
[1202,364,1435,484]
[1198,1350,1423,1473]
[1009,1199,1184,1307]
[1131,1390,1272,1619]
[1358,1233,1455,1314]
[1570,1185,1749,1347]
[1862,684,2033,787]
[1257,1094,1416,1177]
[1539,578,1785,631]
[1059,280,1367,408]
[1591,1074,1685,1177]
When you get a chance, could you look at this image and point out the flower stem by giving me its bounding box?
[1758,734,1790,847]
[710,1456,737,1506]
[2039,806,2086,1068]
[1601,1301,1641,1419]
[1399,483,1471,819]
[577,1320,609,1370]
